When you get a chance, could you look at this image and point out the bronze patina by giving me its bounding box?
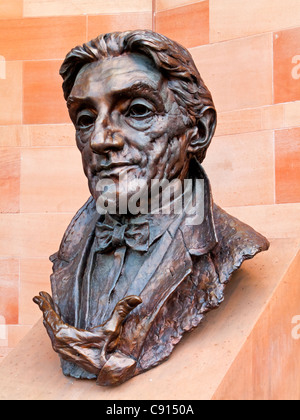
[33,30,269,386]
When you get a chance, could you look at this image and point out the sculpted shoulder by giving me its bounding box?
[50,196,98,265]
[211,204,270,284]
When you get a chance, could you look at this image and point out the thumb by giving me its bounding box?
[105,295,142,333]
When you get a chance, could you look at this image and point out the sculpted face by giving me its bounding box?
[68,53,195,211]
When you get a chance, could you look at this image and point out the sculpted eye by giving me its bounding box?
[126,99,154,119]
[76,111,96,129]
[129,104,151,118]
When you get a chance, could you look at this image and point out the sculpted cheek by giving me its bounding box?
[118,142,143,166]
[146,135,169,174]
[81,146,93,178]
[151,136,169,161]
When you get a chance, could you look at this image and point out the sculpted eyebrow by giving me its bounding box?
[67,83,165,112]
[114,82,165,111]
[67,96,95,110]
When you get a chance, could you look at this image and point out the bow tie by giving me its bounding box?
[95,215,150,253]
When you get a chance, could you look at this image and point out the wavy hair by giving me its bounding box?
[59,30,216,162]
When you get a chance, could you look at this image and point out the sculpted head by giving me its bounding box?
[60,30,217,209]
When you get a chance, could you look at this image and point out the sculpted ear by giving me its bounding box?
[187,106,217,155]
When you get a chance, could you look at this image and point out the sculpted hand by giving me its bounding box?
[33,291,142,375]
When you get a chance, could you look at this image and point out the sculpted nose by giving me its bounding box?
[90,116,125,155]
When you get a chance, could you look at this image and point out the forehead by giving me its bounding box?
[70,53,163,99]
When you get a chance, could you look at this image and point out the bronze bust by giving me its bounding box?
[33,30,269,386]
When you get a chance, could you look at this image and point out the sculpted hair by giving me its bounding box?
[59,30,216,162]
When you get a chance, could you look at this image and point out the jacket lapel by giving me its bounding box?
[50,197,99,327]
[119,223,193,359]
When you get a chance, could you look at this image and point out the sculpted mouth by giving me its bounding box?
[92,162,138,177]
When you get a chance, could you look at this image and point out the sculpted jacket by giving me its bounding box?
[50,160,269,385]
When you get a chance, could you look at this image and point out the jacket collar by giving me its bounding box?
[179,158,218,256]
